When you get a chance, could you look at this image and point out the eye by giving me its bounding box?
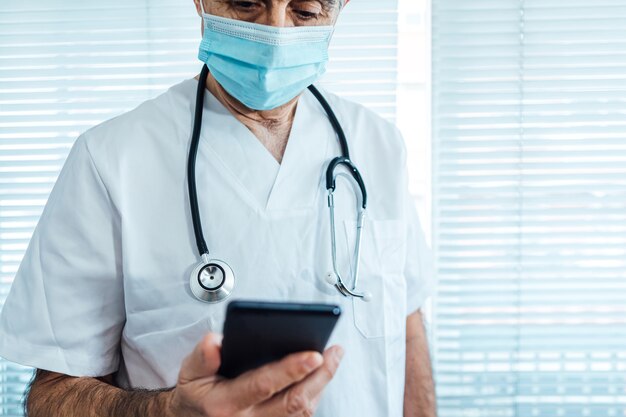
[232,0,260,11]
[291,1,323,21]
[294,9,319,20]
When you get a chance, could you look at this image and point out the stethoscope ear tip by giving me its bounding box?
[361,291,372,302]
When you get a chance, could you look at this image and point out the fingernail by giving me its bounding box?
[335,347,344,361]
[304,353,323,370]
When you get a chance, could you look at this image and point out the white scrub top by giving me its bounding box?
[0,78,434,417]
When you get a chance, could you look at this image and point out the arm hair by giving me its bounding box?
[25,369,173,417]
[404,310,437,417]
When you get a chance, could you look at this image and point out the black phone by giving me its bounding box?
[218,300,342,379]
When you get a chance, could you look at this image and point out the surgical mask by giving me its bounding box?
[197,6,334,110]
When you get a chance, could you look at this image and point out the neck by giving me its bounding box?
[197,72,299,163]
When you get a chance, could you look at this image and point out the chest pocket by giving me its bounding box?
[342,219,406,339]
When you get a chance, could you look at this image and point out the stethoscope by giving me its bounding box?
[188,64,371,303]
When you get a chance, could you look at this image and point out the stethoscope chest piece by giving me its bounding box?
[190,258,235,303]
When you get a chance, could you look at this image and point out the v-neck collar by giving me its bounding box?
[265,91,334,211]
[194,79,334,213]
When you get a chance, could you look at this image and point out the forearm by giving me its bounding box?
[26,370,173,417]
[404,310,437,417]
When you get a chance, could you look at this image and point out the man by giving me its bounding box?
[0,0,436,416]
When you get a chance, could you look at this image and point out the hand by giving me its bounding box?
[167,333,344,417]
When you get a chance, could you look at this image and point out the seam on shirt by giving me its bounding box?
[82,136,126,299]
[82,137,123,223]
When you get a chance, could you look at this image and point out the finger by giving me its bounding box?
[178,333,223,383]
[255,345,344,417]
[221,350,324,410]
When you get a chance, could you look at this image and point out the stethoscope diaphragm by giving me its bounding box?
[189,257,235,303]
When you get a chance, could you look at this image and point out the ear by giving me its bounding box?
[193,0,202,16]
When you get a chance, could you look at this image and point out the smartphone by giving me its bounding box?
[218,300,342,379]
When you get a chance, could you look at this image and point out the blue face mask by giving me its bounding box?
[198,9,334,111]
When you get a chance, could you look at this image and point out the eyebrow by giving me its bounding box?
[277,0,342,11]
[321,0,341,9]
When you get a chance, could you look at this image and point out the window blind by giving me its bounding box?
[433,0,626,416]
[0,1,399,415]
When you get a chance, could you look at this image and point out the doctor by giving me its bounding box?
[0,0,436,416]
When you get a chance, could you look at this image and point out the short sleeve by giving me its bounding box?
[404,195,436,315]
[0,135,125,377]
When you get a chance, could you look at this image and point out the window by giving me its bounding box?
[0,0,406,414]
[433,0,626,415]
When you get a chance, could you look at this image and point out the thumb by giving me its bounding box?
[178,333,223,383]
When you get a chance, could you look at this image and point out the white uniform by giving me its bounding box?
[0,78,434,417]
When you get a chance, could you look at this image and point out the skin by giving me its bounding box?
[25,1,437,416]
[405,310,437,417]
[192,0,344,163]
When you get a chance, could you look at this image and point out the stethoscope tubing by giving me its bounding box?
[187,64,370,301]
[188,64,211,257]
